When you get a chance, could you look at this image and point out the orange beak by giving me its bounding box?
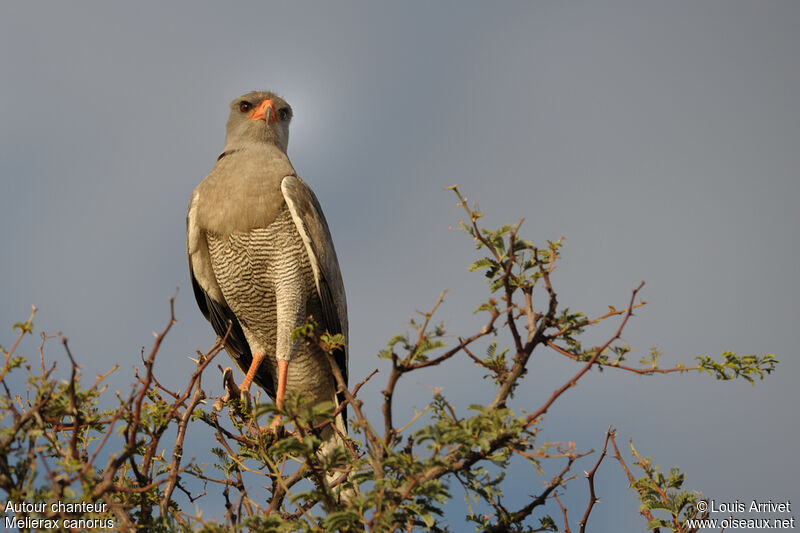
[249,99,278,123]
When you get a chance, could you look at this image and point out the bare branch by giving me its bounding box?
[546,340,697,375]
[608,433,658,528]
[578,429,613,533]
[161,386,206,516]
[525,282,645,427]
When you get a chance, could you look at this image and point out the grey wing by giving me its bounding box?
[281,176,348,387]
[186,197,276,398]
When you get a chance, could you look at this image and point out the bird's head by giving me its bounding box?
[224,91,293,153]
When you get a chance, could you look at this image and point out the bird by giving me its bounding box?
[186,91,349,482]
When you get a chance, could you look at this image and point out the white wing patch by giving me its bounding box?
[281,176,323,298]
[187,190,224,303]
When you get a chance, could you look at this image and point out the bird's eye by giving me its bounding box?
[278,107,291,121]
[239,101,252,113]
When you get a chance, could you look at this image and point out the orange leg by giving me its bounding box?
[239,351,267,393]
[274,359,288,409]
[268,359,288,430]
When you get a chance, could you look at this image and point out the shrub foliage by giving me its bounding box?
[0,188,776,532]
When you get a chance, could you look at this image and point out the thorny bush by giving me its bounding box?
[0,187,776,532]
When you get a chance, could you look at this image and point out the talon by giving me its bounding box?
[223,366,240,398]
[214,367,240,411]
[267,413,284,434]
[253,415,285,440]
[239,388,251,410]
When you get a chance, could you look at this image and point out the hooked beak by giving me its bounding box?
[249,99,278,123]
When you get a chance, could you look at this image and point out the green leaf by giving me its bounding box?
[468,257,496,272]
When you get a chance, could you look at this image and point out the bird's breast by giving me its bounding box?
[192,145,295,235]
[205,206,320,338]
[206,206,330,398]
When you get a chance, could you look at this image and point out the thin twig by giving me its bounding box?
[0,306,36,382]
[483,452,586,533]
[609,433,658,527]
[525,282,645,427]
[546,341,696,375]
[161,386,206,515]
[554,492,572,533]
[60,336,82,462]
[579,429,613,533]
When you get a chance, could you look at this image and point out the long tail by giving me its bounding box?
[318,409,356,504]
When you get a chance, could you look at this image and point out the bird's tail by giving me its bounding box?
[318,409,356,505]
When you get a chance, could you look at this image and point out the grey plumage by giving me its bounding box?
[187,91,349,478]
[205,209,335,403]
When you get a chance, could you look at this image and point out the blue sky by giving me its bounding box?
[2,2,798,530]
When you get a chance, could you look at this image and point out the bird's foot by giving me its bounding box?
[266,413,283,433]
[240,414,290,442]
[213,367,251,413]
[250,413,286,439]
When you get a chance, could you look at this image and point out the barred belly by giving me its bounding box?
[206,206,335,405]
